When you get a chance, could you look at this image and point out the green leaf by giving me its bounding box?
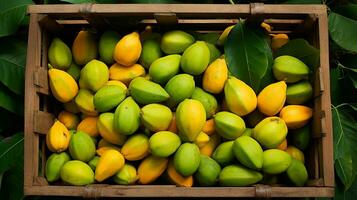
[333,104,357,190]
[333,4,357,21]
[0,108,23,133]
[0,37,27,95]
[329,12,357,53]
[339,54,357,89]
[0,83,23,116]
[274,38,320,69]
[259,32,274,91]
[0,133,24,200]
[330,67,357,106]
[0,0,33,37]
[224,21,271,93]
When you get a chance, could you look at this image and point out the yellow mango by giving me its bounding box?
[138,155,168,184]
[261,22,272,32]
[271,34,289,50]
[167,113,178,134]
[217,25,234,46]
[114,32,142,67]
[202,119,215,136]
[97,113,127,145]
[194,132,210,148]
[96,146,121,156]
[166,160,193,187]
[48,68,78,103]
[58,111,79,130]
[72,30,97,65]
[286,146,305,163]
[280,105,313,129]
[75,89,98,116]
[202,58,228,94]
[277,139,288,151]
[121,134,150,161]
[257,81,287,116]
[199,133,221,157]
[95,149,125,182]
[77,117,98,137]
[109,63,145,85]
[46,121,71,153]
[106,80,128,94]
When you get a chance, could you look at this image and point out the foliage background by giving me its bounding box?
[0,0,356,199]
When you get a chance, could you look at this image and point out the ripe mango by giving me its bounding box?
[96,146,121,156]
[72,30,97,65]
[181,41,210,75]
[105,80,128,93]
[75,89,98,116]
[214,111,245,140]
[69,131,96,162]
[161,30,195,54]
[129,77,170,105]
[63,100,80,114]
[219,164,262,186]
[191,87,218,119]
[149,54,181,85]
[242,128,252,137]
[66,63,81,81]
[93,85,126,112]
[140,38,162,69]
[109,63,145,86]
[45,152,70,182]
[199,133,221,157]
[233,136,263,170]
[206,43,221,63]
[97,113,127,145]
[194,131,210,148]
[290,125,310,151]
[141,104,173,132]
[114,32,141,67]
[262,149,292,174]
[121,134,149,161]
[48,68,78,103]
[202,58,228,94]
[113,97,140,135]
[79,59,109,92]
[149,131,181,157]
[176,99,206,142]
[195,155,221,186]
[273,55,309,83]
[212,141,235,167]
[277,139,288,151]
[279,105,313,129]
[48,38,72,70]
[286,158,308,186]
[95,149,125,182]
[286,146,305,163]
[224,76,257,116]
[286,80,313,105]
[166,160,193,187]
[202,119,215,136]
[58,111,79,130]
[174,143,201,176]
[253,117,288,149]
[88,156,100,171]
[138,155,168,184]
[217,25,234,46]
[113,164,138,185]
[165,74,195,108]
[271,34,289,50]
[99,30,120,64]
[46,121,71,153]
[77,117,98,137]
[167,113,178,134]
[60,160,94,186]
[257,81,287,116]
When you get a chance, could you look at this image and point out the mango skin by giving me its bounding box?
[95,149,125,182]
[129,77,170,105]
[290,125,310,151]
[114,32,142,67]
[88,156,100,171]
[60,160,94,186]
[166,160,193,187]
[286,80,313,105]
[113,97,140,135]
[138,156,168,184]
[279,105,313,129]
[45,152,71,182]
[72,30,97,66]
[48,38,72,70]
[219,164,262,186]
[206,43,221,63]
[99,30,120,64]
[141,104,173,132]
[77,117,99,137]
[194,131,210,148]
[286,158,308,186]
[257,81,287,116]
[233,136,263,170]
[191,87,218,119]
[161,30,195,54]
[121,134,150,161]
[140,38,162,69]
[273,55,309,83]
[176,99,206,142]
[97,113,127,145]
[203,58,228,94]
[174,143,201,176]
[165,74,195,108]
[46,121,71,153]
[48,68,78,103]
[253,117,288,149]
[149,54,181,85]
[109,63,146,85]
[66,63,81,81]
[181,41,210,76]
[262,149,292,174]
[214,111,246,140]
[58,111,79,130]
[69,131,96,162]
[75,89,98,116]
[212,141,235,167]
[149,131,181,157]
[93,85,126,112]
[113,163,138,185]
[80,59,109,92]
[200,133,221,157]
[286,146,305,163]
[195,155,221,186]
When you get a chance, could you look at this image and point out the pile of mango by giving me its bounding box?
[45,25,313,187]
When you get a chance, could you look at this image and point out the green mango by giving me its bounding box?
[206,43,221,63]
[113,97,140,135]
[88,156,100,171]
[181,41,210,75]
[66,63,81,81]
[286,158,308,186]
[149,131,181,157]
[75,89,98,116]
[196,32,220,44]
[273,55,309,83]
[45,152,71,182]
[161,30,195,54]
[129,77,170,105]
[113,163,138,185]
[195,155,221,186]
[212,141,235,167]
[79,59,109,92]
[253,117,288,149]
[214,111,246,139]
[191,87,218,119]
[99,30,120,64]
[174,143,201,176]
[60,160,94,186]
[141,104,173,132]
[290,125,310,151]
[233,136,263,170]
[48,38,72,70]
[242,128,252,137]
[286,80,313,104]
[69,131,96,162]
[262,149,292,174]
[219,164,262,186]
[140,38,162,69]
[149,54,181,85]
[165,74,195,108]
[93,85,126,112]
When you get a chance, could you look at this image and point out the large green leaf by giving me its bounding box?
[0,37,26,95]
[329,12,357,53]
[330,67,357,106]
[0,133,24,200]
[333,4,357,21]
[0,108,23,133]
[224,21,271,93]
[0,83,23,116]
[339,54,357,89]
[0,0,33,37]
[333,104,357,190]
[274,38,320,69]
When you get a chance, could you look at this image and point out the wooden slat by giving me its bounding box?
[33,111,55,135]
[33,68,49,95]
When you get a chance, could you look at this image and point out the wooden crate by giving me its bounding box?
[24,3,334,198]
